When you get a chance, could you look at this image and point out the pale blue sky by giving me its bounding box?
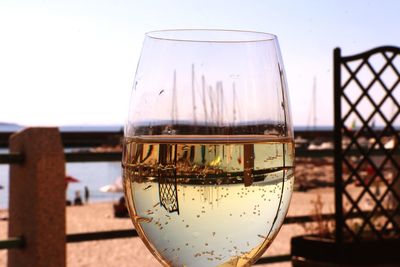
[0,0,399,126]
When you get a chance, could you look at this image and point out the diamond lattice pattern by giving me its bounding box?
[339,49,400,240]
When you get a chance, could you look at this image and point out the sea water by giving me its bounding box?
[0,125,124,209]
[0,149,123,209]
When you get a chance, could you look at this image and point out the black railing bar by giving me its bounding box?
[63,214,338,244]
[0,210,380,249]
[3,213,333,249]
[0,153,24,164]
[66,229,139,243]
[286,210,391,225]
[283,213,336,224]
[255,254,291,264]
[0,236,24,250]
[0,152,122,164]
[297,148,400,157]
[2,128,400,149]
[1,213,332,249]
[2,148,400,165]
[64,151,122,162]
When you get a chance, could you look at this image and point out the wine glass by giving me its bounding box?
[122,29,294,267]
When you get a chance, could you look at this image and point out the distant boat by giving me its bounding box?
[100,177,123,193]
[384,138,396,149]
[308,142,333,150]
[295,136,310,149]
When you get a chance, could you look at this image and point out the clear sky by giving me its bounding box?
[0,0,399,127]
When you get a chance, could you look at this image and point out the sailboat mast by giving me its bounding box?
[202,75,208,124]
[313,76,317,129]
[191,64,197,125]
[171,70,178,124]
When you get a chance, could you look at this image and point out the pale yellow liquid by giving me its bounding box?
[122,135,294,267]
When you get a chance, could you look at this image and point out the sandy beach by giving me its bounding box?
[0,185,334,267]
[0,159,336,267]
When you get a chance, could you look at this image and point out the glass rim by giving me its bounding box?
[145,29,277,43]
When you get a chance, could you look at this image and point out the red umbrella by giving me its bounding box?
[65,175,80,190]
[65,175,80,183]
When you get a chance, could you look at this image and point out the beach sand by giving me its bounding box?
[0,187,334,267]
[0,161,335,267]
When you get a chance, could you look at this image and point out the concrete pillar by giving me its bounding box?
[8,128,65,267]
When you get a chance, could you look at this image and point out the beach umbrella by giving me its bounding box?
[100,177,123,193]
[65,175,80,183]
[65,175,80,189]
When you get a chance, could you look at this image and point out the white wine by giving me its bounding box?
[122,135,294,267]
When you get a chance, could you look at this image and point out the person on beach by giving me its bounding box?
[114,197,129,218]
[74,190,83,205]
[84,186,90,203]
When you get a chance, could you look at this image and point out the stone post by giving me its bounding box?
[8,128,65,267]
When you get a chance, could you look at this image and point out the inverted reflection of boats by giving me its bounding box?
[154,166,294,186]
